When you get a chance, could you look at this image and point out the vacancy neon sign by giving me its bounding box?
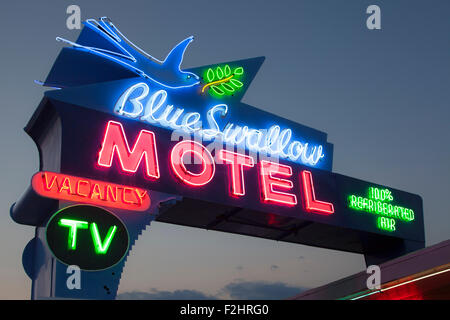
[97,120,334,215]
[32,171,151,211]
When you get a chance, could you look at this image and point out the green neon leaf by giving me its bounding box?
[230,79,243,88]
[202,64,245,97]
[90,223,117,255]
[210,85,224,95]
[221,83,235,93]
[206,68,215,82]
[224,65,231,77]
[234,67,244,75]
[216,67,224,80]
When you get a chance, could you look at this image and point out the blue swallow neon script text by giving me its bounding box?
[114,82,325,167]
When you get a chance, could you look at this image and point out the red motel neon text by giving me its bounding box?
[302,170,334,215]
[98,121,160,179]
[97,121,334,215]
[32,171,151,211]
[260,160,298,206]
[171,140,216,186]
[219,150,255,197]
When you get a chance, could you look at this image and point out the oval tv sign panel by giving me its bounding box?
[46,205,129,270]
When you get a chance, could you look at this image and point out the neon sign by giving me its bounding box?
[219,149,254,197]
[170,140,216,187]
[11,15,426,300]
[32,171,151,211]
[55,17,200,89]
[46,205,129,270]
[202,64,244,96]
[347,187,415,232]
[57,218,117,254]
[114,83,325,167]
[58,219,88,250]
[98,120,334,215]
[97,120,160,179]
[41,17,333,171]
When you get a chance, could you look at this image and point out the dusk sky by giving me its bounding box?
[0,0,449,299]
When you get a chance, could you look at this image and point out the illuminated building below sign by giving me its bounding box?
[46,205,129,270]
[32,171,151,211]
[347,187,415,232]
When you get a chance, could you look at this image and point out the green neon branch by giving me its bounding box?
[202,65,244,97]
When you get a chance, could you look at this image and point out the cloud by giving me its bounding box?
[221,280,308,300]
[118,281,309,300]
[117,288,216,300]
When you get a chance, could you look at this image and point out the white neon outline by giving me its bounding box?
[275,128,292,158]
[99,17,162,63]
[219,150,255,197]
[180,112,202,133]
[98,120,160,179]
[350,268,450,300]
[101,16,198,81]
[170,140,216,187]
[56,18,199,89]
[260,160,297,206]
[56,36,135,62]
[140,89,168,122]
[202,104,228,139]
[114,85,204,133]
[301,170,334,215]
[95,18,122,42]
[115,82,149,117]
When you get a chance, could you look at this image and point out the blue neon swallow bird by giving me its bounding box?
[54,17,200,89]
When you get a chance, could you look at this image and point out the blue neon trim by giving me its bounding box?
[34,79,62,90]
[56,17,200,90]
